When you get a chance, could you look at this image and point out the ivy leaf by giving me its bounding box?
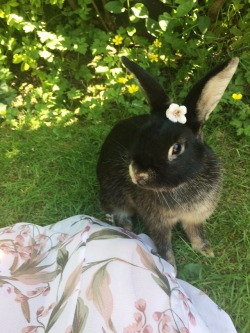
[127,26,136,36]
[197,16,210,34]
[159,13,171,32]
[131,3,149,19]
[105,1,125,14]
[176,0,194,17]
[146,18,159,37]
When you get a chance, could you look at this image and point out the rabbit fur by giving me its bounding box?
[96,56,239,268]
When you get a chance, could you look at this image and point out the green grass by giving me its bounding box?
[0,120,110,226]
[0,117,249,332]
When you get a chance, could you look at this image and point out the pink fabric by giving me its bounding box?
[0,215,237,333]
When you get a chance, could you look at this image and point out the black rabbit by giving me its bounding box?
[96,56,239,268]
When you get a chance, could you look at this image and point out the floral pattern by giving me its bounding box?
[0,215,237,333]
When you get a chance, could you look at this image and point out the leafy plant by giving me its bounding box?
[0,0,249,133]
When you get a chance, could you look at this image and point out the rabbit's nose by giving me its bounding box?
[136,174,148,186]
[129,163,149,185]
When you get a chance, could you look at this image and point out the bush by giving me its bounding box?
[0,0,249,135]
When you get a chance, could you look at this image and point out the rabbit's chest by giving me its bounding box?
[134,187,218,223]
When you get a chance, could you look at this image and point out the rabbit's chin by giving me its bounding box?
[131,181,183,192]
[129,163,182,192]
[129,168,181,192]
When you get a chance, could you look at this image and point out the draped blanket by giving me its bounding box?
[0,215,237,333]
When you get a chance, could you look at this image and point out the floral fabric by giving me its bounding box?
[0,215,237,333]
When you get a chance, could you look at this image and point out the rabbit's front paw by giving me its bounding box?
[193,240,215,258]
[113,212,133,231]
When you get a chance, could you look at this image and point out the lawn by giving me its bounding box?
[0,115,249,332]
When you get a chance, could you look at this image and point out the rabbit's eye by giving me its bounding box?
[168,142,185,161]
[172,143,182,154]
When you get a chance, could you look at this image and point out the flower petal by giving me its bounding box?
[166,112,178,123]
[169,103,179,111]
[179,105,187,114]
[178,115,187,124]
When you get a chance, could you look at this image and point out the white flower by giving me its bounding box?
[166,103,187,124]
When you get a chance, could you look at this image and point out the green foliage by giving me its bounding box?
[0,0,249,136]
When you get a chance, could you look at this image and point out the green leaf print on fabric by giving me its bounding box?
[12,269,60,285]
[87,229,131,242]
[87,263,116,332]
[21,299,31,323]
[46,262,83,332]
[72,297,89,333]
[151,274,170,296]
[136,245,171,296]
[56,248,69,271]
[45,303,68,333]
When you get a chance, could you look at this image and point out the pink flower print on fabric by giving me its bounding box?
[153,311,162,321]
[35,234,49,250]
[81,225,91,242]
[15,292,28,303]
[0,241,13,255]
[0,284,13,296]
[135,299,146,312]
[21,326,38,333]
[0,226,15,235]
[143,325,153,333]
[124,313,144,333]
[15,234,34,260]
[134,312,143,323]
[18,224,31,236]
[124,299,153,333]
[153,311,172,332]
[178,290,190,311]
[188,311,196,326]
[27,286,50,297]
[180,328,190,333]
[36,306,49,317]
[36,303,55,318]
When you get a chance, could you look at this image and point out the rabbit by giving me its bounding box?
[96,56,239,268]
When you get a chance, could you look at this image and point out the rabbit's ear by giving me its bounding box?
[183,57,239,133]
[121,56,170,114]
